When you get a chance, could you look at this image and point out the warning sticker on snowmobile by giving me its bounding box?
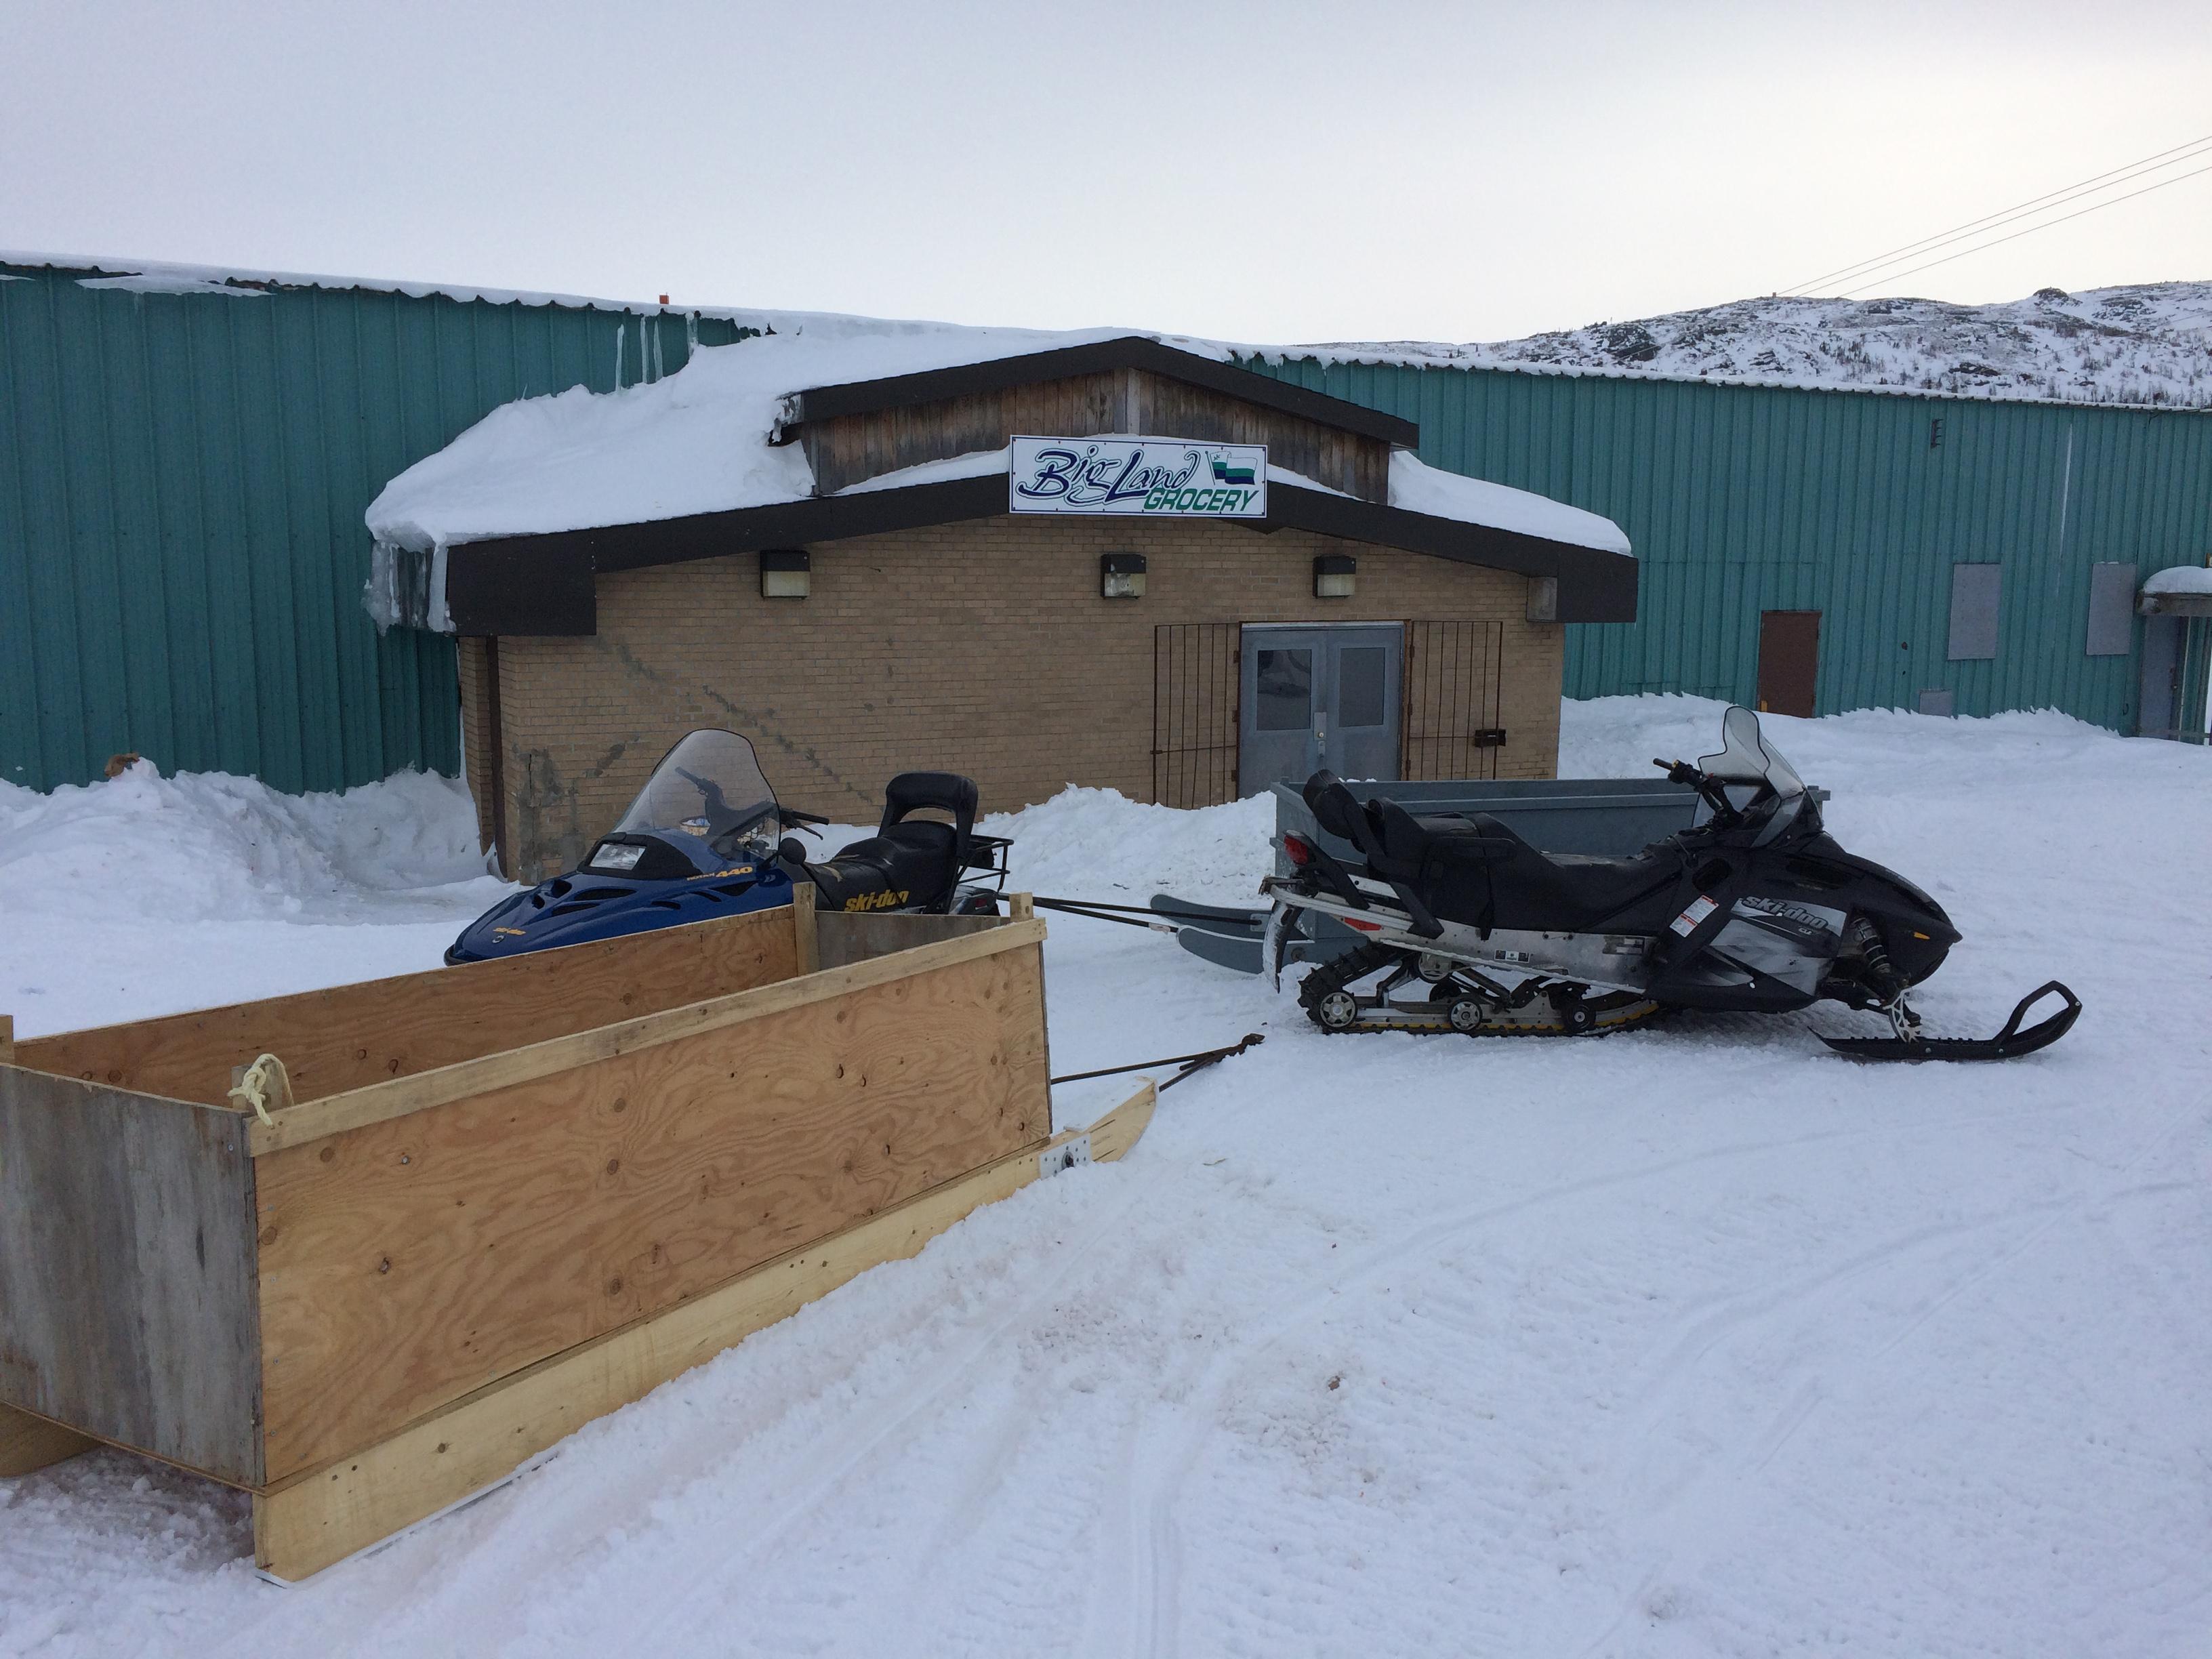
[1670,895,1719,936]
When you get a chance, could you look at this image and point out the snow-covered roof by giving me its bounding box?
[0,247,769,320]
[365,323,1629,563]
[2142,565,2212,596]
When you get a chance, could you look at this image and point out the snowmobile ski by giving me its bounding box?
[1150,893,1267,935]
[1818,980,2081,1062]
[1176,926,1273,975]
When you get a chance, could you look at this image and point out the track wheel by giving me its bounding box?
[1549,987,1597,1035]
[1447,996,1491,1035]
[1314,989,1361,1031]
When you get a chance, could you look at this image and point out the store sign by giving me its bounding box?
[1008,435,1267,518]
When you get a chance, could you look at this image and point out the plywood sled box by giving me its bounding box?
[0,893,1149,1579]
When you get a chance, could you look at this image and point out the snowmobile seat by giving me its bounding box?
[880,772,976,872]
[1443,813,1680,933]
[809,833,956,912]
[807,771,980,914]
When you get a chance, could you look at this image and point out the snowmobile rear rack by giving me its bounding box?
[1818,980,2081,1062]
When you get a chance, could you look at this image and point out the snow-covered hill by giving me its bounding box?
[1293,281,2212,409]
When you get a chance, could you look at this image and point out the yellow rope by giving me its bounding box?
[226,1053,289,1127]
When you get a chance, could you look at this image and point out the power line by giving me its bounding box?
[1836,159,2212,297]
[1783,133,2212,295]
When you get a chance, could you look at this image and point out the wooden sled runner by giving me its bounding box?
[0,893,1149,1580]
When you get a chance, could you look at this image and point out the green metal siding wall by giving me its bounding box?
[1242,356,2212,729]
[0,264,752,794]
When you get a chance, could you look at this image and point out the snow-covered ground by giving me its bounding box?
[3,698,2209,1657]
[1292,281,2212,409]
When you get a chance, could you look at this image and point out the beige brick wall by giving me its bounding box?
[455,637,497,855]
[466,516,1564,878]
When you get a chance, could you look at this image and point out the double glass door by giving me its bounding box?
[1237,623,1403,795]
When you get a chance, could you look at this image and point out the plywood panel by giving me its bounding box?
[244,919,1044,1155]
[0,1404,100,1475]
[253,1082,1153,1581]
[253,945,1050,1480]
[17,906,797,1108]
[0,1067,262,1485]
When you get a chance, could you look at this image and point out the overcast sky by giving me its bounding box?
[3,0,2207,343]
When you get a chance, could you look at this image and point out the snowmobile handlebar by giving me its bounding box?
[1653,758,1740,824]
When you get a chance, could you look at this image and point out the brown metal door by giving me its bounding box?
[1151,623,1240,806]
[1402,620,1506,779]
[1756,611,1820,718]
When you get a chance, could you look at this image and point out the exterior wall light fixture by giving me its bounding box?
[1101,552,1147,599]
[760,548,811,598]
[1313,554,1356,598]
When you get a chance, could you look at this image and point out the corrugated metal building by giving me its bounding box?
[0,258,754,794]
[1244,356,2212,731]
[6,258,2209,802]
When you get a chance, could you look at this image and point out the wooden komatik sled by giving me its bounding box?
[0,889,1149,1580]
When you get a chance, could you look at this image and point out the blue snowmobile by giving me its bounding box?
[445,729,1010,964]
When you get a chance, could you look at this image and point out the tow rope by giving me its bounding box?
[1032,896,1252,933]
[1051,1032,1265,1092]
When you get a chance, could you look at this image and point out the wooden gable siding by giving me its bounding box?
[1132,371,1387,499]
[801,368,1392,500]
[802,373,1121,496]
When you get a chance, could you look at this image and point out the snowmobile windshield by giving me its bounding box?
[1700,707,1809,846]
[614,730,779,842]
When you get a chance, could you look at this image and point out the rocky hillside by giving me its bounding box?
[1307,283,2212,407]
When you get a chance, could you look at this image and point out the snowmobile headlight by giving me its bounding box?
[1282,834,1315,868]
[590,842,646,872]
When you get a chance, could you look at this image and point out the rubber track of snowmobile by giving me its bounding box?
[1295,940,1662,1038]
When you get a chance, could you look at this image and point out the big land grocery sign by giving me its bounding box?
[1008,435,1267,518]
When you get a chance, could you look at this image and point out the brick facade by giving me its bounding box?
[467,516,1564,878]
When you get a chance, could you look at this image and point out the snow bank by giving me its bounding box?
[983,785,1275,906]
[0,763,492,924]
[0,764,510,1034]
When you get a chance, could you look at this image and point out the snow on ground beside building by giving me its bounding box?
[1282,281,2212,409]
[0,764,510,1035]
[3,699,2210,1657]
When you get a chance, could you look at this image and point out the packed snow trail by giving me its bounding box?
[1,699,2209,1657]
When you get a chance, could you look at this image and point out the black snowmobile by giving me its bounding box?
[1261,705,2078,1061]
